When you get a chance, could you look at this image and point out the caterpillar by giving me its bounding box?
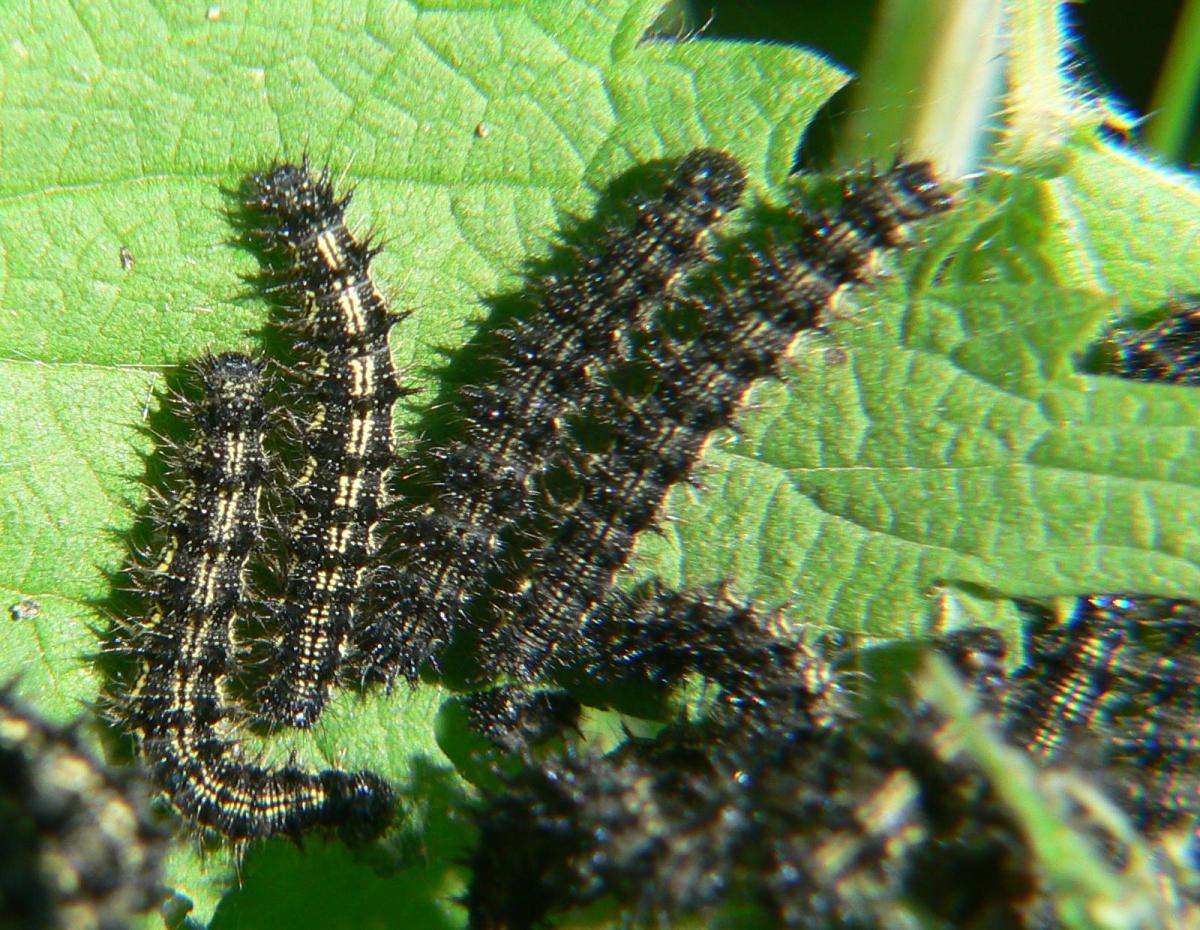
[1108,297,1200,385]
[244,162,408,728]
[110,353,392,841]
[479,159,954,679]
[0,685,167,930]
[925,595,1200,867]
[1005,593,1200,853]
[468,612,1195,930]
[466,642,1062,930]
[355,149,747,684]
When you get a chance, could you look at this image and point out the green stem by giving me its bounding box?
[1001,0,1073,168]
[1145,0,1200,161]
[844,0,1005,177]
[908,0,1006,177]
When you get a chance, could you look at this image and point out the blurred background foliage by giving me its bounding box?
[683,0,1200,168]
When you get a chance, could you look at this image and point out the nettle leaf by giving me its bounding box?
[0,0,843,925]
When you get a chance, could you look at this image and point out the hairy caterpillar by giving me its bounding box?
[244,163,408,728]
[0,685,167,930]
[480,159,953,679]
[110,353,392,840]
[356,150,747,684]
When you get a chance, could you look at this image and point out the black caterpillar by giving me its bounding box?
[244,162,408,729]
[480,159,954,680]
[1108,297,1200,385]
[354,150,748,685]
[0,685,167,930]
[945,596,1200,857]
[354,151,952,693]
[109,353,392,841]
[466,638,1074,930]
[466,611,1200,930]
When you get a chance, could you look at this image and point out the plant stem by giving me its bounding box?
[1145,0,1200,162]
[1000,0,1073,168]
[844,0,1005,177]
[909,0,1006,177]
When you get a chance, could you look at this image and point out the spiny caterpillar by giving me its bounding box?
[0,685,167,930]
[465,641,1071,930]
[931,597,1200,867]
[1007,584,1200,852]
[1107,298,1200,385]
[478,158,954,679]
[354,150,748,685]
[244,162,408,729]
[110,353,392,841]
[467,616,1200,930]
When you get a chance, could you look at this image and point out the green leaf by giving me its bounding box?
[0,0,843,924]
